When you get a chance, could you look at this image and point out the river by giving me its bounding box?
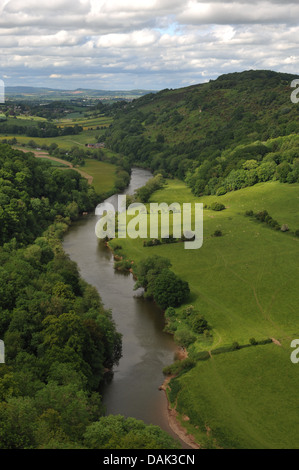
[63,168,186,445]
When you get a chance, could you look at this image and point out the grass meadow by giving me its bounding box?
[109,178,299,448]
[78,159,117,194]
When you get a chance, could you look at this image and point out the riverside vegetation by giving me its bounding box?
[0,144,179,449]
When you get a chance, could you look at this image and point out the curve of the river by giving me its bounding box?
[63,168,188,447]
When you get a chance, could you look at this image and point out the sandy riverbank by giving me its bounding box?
[160,348,200,450]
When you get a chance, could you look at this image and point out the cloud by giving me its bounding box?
[0,0,298,89]
[178,1,299,25]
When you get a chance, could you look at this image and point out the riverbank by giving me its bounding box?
[63,167,184,444]
[160,344,201,450]
[160,374,200,450]
[107,236,201,449]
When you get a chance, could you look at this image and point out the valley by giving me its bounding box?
[0,70,299,449]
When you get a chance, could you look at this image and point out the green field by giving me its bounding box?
[57,115,113,129]
[37,157,69,167]
[78,159,117,194]
[108,179,299,448]
[173,344,299,449]
[0,114,111,149]
[0,130,102,149]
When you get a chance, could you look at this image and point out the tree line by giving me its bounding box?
[0,144,178,449]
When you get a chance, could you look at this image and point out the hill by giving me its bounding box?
[104,69,299,193]
[4,86,156,101]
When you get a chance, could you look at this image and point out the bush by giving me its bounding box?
[210,202,225,211]
[190,314,209,334]
[180,305,196,319]
[213,230,223,237]
[148,269,190,310]
[114,259,132,272]
[174,329,196,348]
[165,307,176,319]
[216,187,227,196]
[255,210,269,222]
[163,358,195,376]
[249,337,258,345]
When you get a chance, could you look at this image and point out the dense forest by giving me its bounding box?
[0,144,178,449]
[103,70,299,195]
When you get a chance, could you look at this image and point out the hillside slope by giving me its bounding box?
[104,69,299,195]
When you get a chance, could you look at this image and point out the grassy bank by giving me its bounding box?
[108,178,299,448]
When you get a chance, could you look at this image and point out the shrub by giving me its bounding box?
[163,358,195,376]
[180,305,196,319]
[213,230,223,237]
[148,269,190,310]
[165,307,176,319]
[245,210,254,216]
[114,259,132,272]
[210,202,225,211]
[255,210,269,222]
[190,314,209,334]
[174,329,196,348]
[249,337,258,345]
[216,187,227,196]
[232,341,240,350]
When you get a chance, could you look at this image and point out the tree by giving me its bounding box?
[83,415,179,449]
[133,255,171,290]
[174,329,196,348]
[147,268,190,310]
[0,397,38,449]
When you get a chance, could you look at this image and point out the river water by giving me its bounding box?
[63,168,183,443]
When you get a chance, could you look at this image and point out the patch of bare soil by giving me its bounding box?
[160,375,200,450]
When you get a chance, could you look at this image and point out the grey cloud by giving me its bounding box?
[0,0,298,90]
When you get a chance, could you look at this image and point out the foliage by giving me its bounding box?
[83,415,180,449]
[0,143,179,450]
[210,202,225,211]
[0,144,98,245]
[135,174,165,203]
[133,255,189,310]
[103,70,299,198]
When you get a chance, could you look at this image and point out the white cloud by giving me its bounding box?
[0,0,298,89]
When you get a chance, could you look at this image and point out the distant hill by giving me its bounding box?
[5,86,156,101]
[104,69,299,194]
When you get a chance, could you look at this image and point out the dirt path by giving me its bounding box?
[271,337,282,346]
[14,147,93,184]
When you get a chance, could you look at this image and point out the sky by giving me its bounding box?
[0,0,299,91]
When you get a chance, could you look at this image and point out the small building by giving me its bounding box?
[85,142,105,149]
